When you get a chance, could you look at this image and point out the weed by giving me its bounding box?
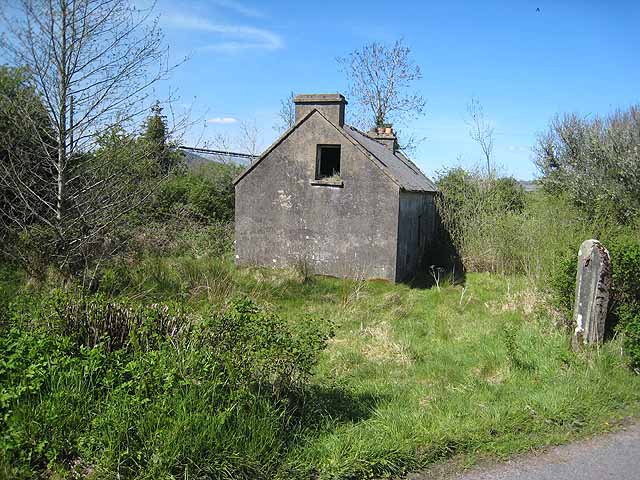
[3,262,640,479]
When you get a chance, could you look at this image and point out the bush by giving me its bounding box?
[129,218,234,258]
[608,233,640,307]
[535,106,640,223]
[0,293,332,478]
[149,162,243,224]
[0,264,21,322]
[608,233,640,368]
[435,169,563,274]
[547,248,577,320]
[546,230,640,367]
[618,304,640,370]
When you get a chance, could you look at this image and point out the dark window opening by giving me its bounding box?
[316,145,341,179]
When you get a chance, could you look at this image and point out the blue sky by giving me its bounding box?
[157,0,640,180]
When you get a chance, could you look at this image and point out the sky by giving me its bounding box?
[155,0,640,180]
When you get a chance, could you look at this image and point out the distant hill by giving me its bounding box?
[519,180,541,192]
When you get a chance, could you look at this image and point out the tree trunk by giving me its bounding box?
[56,0,68,233]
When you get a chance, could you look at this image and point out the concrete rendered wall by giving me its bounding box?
[395,191,437,281]
[235,112,400,281]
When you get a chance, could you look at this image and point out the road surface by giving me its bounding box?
[408,422,640,480]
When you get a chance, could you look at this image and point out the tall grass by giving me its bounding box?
[277,274,640,479]
[3,195,640,479]
[3,253,640,479]
[435,169,618,285]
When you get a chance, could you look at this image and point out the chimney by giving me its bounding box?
[293,93,347,127]
[368,125,398,153]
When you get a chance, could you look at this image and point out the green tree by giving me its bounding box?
[0,66,53,266]
[142,102,179,173]
[535,106,640,223]
[0,0,172,275]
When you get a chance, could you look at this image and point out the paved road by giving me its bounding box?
[408,422,640,480]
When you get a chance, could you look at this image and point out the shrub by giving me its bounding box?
[546,230,640,367]
[149,162,243,224]
[617,304,640,370]
[608,233,640,307]
[0,264,22,322]
[129,218,234,258]
[547,248,577,320]
[0,293,332,478]
[535,106,640,223]
[197,298,333,398]
[436,169,552,274]
[608,233,640,368]
[492,176,526,213]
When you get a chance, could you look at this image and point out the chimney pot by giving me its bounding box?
[367,123,398,153]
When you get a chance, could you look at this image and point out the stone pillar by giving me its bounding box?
[572,239,612,349]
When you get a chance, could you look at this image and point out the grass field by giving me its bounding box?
[103,255,640,478]
[3,256,639,479]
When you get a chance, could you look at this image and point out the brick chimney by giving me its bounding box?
[293,93,347,127]
[368,125,398,153]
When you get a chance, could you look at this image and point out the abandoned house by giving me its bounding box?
[233,93,438,282]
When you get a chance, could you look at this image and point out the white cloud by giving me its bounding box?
[507,145,529,152]
[163,13,283,52]
[210,0,264,18]
[207,117,238,124]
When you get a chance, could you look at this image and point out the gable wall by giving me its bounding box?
[235,112,400,280]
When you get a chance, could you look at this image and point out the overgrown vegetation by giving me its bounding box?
[3,263,640,479]
[0,0,176,276]
[1,290,332,479]
[148,162,243,224]
[535,106,640,223]
[0,1,639,476]
[2,92,640,479]
[436,103,640,376]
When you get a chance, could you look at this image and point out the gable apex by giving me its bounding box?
[233,107,319,185]
[233,108,436,193]
[233,108,392,186]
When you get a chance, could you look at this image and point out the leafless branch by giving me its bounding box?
[273,91,295,133]
[337,38,426,132]
[466,96,494,176]
[0,0,185,275]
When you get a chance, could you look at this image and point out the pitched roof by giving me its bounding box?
[233,108,437,192]
[343,126,437,192]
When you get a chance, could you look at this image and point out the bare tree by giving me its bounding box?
[337,39,426,130]
[238,120,262,157]
[0,0,177,274]
[466,96,494,176]
[274,91,295,133]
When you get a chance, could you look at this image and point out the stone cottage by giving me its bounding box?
[233,93,438,282]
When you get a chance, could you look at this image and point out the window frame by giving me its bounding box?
[315,144,341,180]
